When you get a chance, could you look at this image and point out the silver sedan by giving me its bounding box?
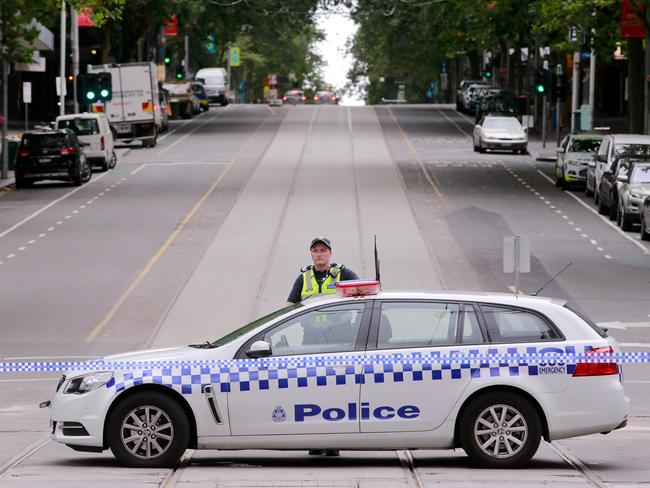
[473,116,527,154]
[617,161,650,231]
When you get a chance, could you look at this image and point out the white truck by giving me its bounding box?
[195,67,229,106]
[87,62,160,147]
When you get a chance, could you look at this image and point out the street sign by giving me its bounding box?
[55,76,67,96]
[163,15,178,37]
[230,47,240,67]
[22,82,32,104]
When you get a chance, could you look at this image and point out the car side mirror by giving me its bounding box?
[597,154,607,163]
[556,146,564,153]
[246,340,272,358]
[603,170,612,177]
[616,175,629,183]
[588,160,596,168]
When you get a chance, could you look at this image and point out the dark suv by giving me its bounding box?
[15,130,91,188]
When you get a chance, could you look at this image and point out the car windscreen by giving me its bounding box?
[22,134,68,149]
[614,143,650,157]
[210,302,304,348]
[631,164,650,183]
[569,138,602,153]
[57,118,99,136]
[482,118,521,130]
[287,90,303,96]
[199,76,224,85]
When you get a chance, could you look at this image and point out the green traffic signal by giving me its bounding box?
[536,84,545,94]
[100,88,109,98]
[164,56,171,64]
[485,71,492,78]
[86,91,96,100]
[176,72,184,79]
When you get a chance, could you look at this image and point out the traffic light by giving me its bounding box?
[164,49,172,65]
[551,73,567,103]
[484,63,492,79]
[535,70,546,94]
[77,73,99,104]
[97,72,112,102]
[175,64,184,80]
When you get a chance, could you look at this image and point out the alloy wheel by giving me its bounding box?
[120,405,174,460]
[473,404,528,459]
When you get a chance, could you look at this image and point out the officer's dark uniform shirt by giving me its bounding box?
[287,266,359,303]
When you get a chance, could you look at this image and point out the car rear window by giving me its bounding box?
[482,118,521,130]
[480,305,562,342]
[58,118,99,136]
[564,305,607,338]
[22,134,68,149]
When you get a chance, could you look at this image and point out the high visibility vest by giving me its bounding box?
[300,264,344,300]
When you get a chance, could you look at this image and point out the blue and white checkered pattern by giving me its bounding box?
[2,348,649,398]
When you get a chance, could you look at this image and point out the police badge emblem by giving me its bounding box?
[272,405,287,422]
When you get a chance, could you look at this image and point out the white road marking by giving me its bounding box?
[131,164,146,175]
[38,233,45,237]
[64,215,71,219]
[437,108,472,139]
[47,227,54,232]
[72,210,78,214]
[575,227,581,231]
[537,169,650,254]
[590,239,598,245]
[0,172,109,241]
[581,233,588,238]
[597,247,604,251]
[28,240,36,244]
[157,109,225,156]
[18,246,26,251]
[56,221,62,225]
[7,254,15,259]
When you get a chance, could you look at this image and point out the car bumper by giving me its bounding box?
[482,140,527,150]
[541,376,629,440]
[564,165,588,183]
[49,386,113,449]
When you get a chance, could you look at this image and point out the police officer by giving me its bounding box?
[286,237,359,305]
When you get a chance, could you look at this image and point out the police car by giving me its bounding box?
[47,281,629,469]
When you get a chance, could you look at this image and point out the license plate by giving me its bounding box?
[39,158,52,163]
[116,124,130,133]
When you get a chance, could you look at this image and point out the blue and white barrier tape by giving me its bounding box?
[1,352,649,374]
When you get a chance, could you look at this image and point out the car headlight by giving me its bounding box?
[63,372,113,394]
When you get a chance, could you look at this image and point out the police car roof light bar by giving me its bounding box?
[336,280,381,298]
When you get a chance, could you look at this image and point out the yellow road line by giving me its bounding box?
[386,106,443,198]
[86,110,276,343]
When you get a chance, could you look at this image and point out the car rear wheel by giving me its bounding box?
[14,172,32,189]
[608,195,618,221]
[107,391,189,468]
[597,187,608,215]
[459,391,541,468]
[619,203,634,231]
[108,151,117,169]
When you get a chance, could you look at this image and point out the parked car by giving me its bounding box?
[640,196,650,240]
[597,157,650,220]
[615,161,650,231]
[191,82,210,112]
[476,90,516,122]
[55,113,115,172]
[593,134,650,205]
[555,133,603,190]
[473,115,527,154]
[15,129,92,188]
[313,91,338,104]
[456,80,485,111]
[460,82,489,113]
[283,89,307,105]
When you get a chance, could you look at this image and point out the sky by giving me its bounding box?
[314,6,364,105]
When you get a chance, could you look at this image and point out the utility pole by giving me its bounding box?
[588,50,595,130]
[227,40,232,89]
[59,1,67,116]
[571,52,579,132]
[71,7,79,113]
[542,60,549,148]
[556,64,563,148]
[183,31,189,79]
[1,59,8,180]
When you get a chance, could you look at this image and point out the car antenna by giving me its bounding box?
[374,235,381,287]
[531,263,572,296]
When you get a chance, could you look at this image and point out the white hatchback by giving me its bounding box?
[47,283,629,469]
[55,113,116,171]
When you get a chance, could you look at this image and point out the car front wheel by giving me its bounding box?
[459,391,541,468]
[107,391,189,468]
[641,215,650,241]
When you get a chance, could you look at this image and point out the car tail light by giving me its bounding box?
[573,346,618,377]
[100,136,105,150]
[314,95,320,101]
[301,96,307,101]
[59,146,76,156]
[330,96,336,101]
[283,96,288,101]
[18,149,29,157]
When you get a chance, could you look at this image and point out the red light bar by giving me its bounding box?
[336,280,381,297]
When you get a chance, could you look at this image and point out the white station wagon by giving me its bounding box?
[47,282,629,469]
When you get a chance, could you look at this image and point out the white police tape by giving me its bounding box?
[1,352,649,374]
